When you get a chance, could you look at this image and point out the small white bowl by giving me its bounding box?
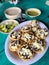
[5,7,22,19]
[26,8,41,17]
[0,19,19,34]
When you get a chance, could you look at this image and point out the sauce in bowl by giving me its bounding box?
[26,8,41,17]
[27,10,39,16]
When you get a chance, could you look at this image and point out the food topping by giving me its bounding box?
[21,33,34,42]
[36,28,48,39]
[19,45,33,59]
[11,31,21,39]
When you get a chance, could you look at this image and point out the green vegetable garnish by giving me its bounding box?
[0,21,18,33]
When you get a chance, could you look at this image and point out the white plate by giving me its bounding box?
[5,21,49,65]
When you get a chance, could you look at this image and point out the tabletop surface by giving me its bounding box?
[0,0,49,65]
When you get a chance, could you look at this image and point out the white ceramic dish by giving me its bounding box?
[5,7,21,19]
[0,19,19,34]
[5,21,49,65]
[9,0,18,5]
[26,8,41,17]
[46,1,49,6]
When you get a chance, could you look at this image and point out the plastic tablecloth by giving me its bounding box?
[0,0,49,65]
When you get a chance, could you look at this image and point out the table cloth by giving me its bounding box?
[0,0,49,65]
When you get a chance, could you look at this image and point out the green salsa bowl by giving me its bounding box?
[26,8,41,18]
